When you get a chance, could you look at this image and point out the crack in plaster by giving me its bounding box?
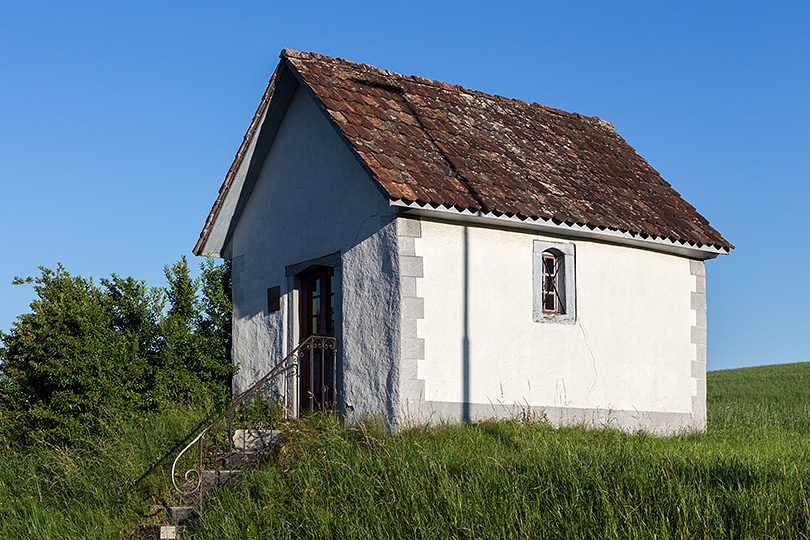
[576,311,599,396]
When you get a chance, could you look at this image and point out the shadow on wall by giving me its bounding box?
[463,225,470,421]
[351,78,481,422]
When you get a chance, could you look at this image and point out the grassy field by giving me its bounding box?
[1,363,810,539]
[0,403,216,539]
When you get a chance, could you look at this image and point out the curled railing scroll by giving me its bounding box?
[171,335,337,498]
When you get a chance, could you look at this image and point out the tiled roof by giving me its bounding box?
[194,50,732,255]
[283,49,731,251]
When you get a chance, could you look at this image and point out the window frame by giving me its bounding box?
[533,240,576,324]
[541,252,563,314]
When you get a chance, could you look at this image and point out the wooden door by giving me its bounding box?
[299,266,335,413]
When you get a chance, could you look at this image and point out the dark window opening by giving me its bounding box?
[541,252,565,314]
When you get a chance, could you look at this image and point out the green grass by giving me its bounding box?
[0,402,216,539]
[2,363,810,539]
[709,362,810,436]
[186,364,810,540]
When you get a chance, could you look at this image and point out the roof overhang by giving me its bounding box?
[194,61,301,258]
[391,200,729,260]
[196,111,265,258]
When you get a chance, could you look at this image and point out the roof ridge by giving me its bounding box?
[281,48,614,129]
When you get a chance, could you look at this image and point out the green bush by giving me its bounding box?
[0,258,234,445]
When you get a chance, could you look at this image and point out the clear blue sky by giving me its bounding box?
[1,1,808,371]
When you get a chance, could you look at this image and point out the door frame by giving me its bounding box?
[298,265,335,413]
[285,252,342,415]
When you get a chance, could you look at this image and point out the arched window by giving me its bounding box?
[533,241,576,324]
[541,249,565,314]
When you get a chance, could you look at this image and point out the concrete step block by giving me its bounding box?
[166,505,196,525]
[201,469,243,489]
[216,450,264,468]
[232,428,283,452]
[136,524,185,540]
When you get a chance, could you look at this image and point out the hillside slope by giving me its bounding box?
[708,361,810,433]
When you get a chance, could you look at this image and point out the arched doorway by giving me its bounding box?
[298,265,336,413]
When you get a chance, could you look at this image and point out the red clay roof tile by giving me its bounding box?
[199,49,733,253]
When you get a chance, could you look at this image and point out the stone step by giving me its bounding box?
[201,468,243,489]
[137,431,286,537]
[137,523,184,540]
[216,450,264,468]
[134,504,196,539]
[166,505,196,525]
[232,428,283,452]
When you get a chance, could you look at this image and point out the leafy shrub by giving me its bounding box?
[0,258,234,445]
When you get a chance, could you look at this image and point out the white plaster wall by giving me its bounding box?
[220,81,702,433]
[413,220,696,426]
[228,86,400,422]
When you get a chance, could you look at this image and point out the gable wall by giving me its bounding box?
[404,218,704,434]
[228,85,401,421]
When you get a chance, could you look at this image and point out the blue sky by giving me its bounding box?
[1,1,808,370]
